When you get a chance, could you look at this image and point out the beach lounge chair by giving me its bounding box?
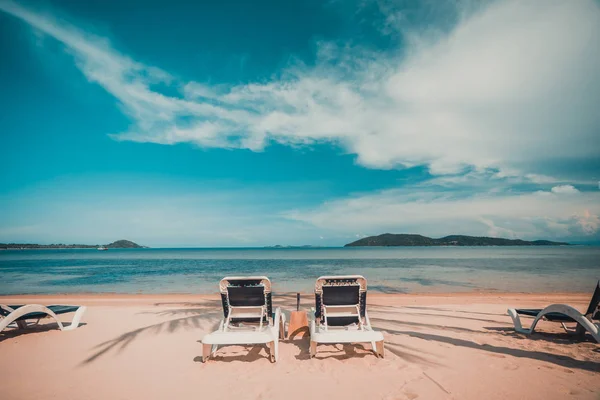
[201,276,286,362]
[0,304,87,333]
[507,280,600,342]
[309,275,384,358]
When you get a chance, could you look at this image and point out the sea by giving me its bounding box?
[0,246,599,295]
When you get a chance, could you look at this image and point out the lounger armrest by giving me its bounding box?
[364,310,373,329]
[273,307,282,335]
[309,307,316,332]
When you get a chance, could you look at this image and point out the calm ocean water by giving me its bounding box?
[0,247,599,295]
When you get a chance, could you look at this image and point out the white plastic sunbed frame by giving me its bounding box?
[309,275,384,358]
[0,304,87,333]
[201,276,286,362]
[507,304,600,343]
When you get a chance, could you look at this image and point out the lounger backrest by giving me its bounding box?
[322,285,360,306]
[219,276,272,319]
[314,275,367,323]
[586,280,600,320]
[227,286,266,307]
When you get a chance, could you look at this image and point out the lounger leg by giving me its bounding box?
[269,341,276,363]
[202,344,213,362]
[310,341,317,358]
[279,313,286,340]
[507,308,528,333]
[376,340,385,358]
[62,306,87,331]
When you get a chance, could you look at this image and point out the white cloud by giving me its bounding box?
[285,184,600,240]
[573,210,600,235]
[1,0,599,178]
[551,185,579,194]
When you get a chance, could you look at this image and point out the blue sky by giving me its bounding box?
[1,0,599,247]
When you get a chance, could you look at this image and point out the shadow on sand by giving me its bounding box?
[0,322,88,342]
[81,295,303,365]
[193,342,274,363]
[381,327,599,373]
[79,297,599,372]
[80,299,224,365]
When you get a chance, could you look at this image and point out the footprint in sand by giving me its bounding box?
[504,363,519,371]
[403,391,419,400]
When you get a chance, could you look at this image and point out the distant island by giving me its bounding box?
[264,245,323,249]
[344,233,569,247]
[0,239,147,250]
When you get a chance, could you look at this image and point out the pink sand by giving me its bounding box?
[1,293,598,399]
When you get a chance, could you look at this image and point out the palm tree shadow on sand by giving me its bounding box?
[80,299,224,365]
[80,295,302,366]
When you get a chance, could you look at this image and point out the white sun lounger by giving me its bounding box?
[507,280,600,343]
[309,275,384,358]
[0,304,87,333]
[201,276,286,362]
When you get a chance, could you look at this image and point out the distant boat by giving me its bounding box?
[97,246,108,251]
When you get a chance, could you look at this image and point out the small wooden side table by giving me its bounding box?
[287,310,309,339]
[287,293,309,339]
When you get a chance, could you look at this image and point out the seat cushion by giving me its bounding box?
[310,326,384,344]
[515,308,576,322]
[324,316,360,327]
[202,328,276,345]
[230,312,276,324]
[3,305,80,321]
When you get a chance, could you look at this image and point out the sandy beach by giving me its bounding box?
[1,292,598,400]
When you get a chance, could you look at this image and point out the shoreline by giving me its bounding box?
[0,290,591,297]
[0,291,592,306]
[3,244,596,250]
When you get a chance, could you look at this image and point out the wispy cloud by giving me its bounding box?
[285,182,600,240]
[551,185,579,195]
[2,0,600,243]
[2,0,599,178]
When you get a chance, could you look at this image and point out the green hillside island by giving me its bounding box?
[0,240,147,250]
[344,233,569,247]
